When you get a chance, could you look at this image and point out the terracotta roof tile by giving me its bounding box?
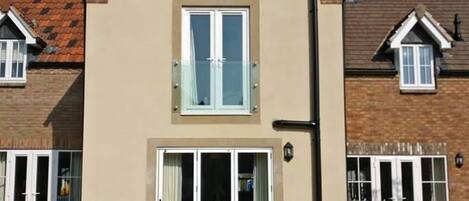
[10,0,84,63]
[345,0,469,70]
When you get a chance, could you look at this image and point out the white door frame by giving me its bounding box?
[372,156,422,201]
[6,150,53,201]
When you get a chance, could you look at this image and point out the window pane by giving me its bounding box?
[71,152,83,177]
[238,153,268,201]
[360,183,371,201]
[346,158,358,182]
[58,152,71,177]
[163,153,194,201]
[0,153,6,201]
[190,15,211,106]
[11,42,18,78]
[421,158,433,181]
[222,15,244,106]
[380,162,393,201]
[422,183,433,201]
[434,183,447,201]
[14,156,27,201]
[433,158,446,181]
[201,153,231,201]
[401,162,414,201]
[0,42,6,78]
[402,47,415,84]
[359,158,371,181]
[347,183,358,201]
[419,47,432,85]
[36,157,49,201]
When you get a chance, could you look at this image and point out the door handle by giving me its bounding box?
[32,192,40,196]
[21,193,28,195]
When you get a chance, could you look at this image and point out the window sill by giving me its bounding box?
[400,89,437,94]
[0,81,26,87]
[180,111,252,116]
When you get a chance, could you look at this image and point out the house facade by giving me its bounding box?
[0,0,84,201]
[345,0,469,201]
[84,0,346,201]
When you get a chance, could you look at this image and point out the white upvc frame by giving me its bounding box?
[0,40,27,83]
[399,44,435,90]
[181,8,250,115]
[156,148,273,201]
[347,155,449,201]
[0,150,82,201]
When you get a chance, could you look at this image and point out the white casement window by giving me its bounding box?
[399,44,435,90]
[181,8,250,115]
[346,157,372,201]
[421,157,448,201]
[157,148,273,201]
[0,40,27,83]
[346,156,448,201]
[0,150,82,201]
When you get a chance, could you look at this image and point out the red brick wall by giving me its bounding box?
[0,67,83,149]
[346,76,469,201]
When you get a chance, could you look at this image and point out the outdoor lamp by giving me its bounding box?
[284,142,294,162]
[455,153,464,168]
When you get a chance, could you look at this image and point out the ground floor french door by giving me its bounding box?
[347,156,448,201]
[0,150,82,201]
[157,148,273,201]
[7,150,52,201]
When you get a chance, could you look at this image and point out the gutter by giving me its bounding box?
[272,0,322,200]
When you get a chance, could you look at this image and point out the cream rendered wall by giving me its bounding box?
[318,3,347,201]
[84,1,345,201]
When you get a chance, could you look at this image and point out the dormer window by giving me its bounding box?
[0,40,26,82]
[400,44,434,89]
[386,4,454,91]
[0,7,41,85]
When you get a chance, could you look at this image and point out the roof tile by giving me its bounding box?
[345,0,469,70]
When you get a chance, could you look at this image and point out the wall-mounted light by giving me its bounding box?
[284,142,294,162]
[455,153,464,168]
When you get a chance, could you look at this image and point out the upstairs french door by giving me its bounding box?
[6,151,52,201]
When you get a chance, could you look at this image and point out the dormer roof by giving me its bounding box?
[388,4,453,49]
[0,0,84,63]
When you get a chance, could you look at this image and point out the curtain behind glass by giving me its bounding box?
[163,153,183,201]
[189,29,198,105]
[71,153,82,201]
[0,153,5,201]
[254,153,268,201]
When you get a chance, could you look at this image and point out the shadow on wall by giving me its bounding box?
[43,71,84,150]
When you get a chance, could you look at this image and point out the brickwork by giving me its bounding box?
[346,76,469,201]
[0,67,83,149]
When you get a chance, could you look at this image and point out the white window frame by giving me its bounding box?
[0,39,27,83]
[0,150,82,201]
[181,8,250,115]
[347,155,449,201]
[156,148,273,201]
[399,44,435,90]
